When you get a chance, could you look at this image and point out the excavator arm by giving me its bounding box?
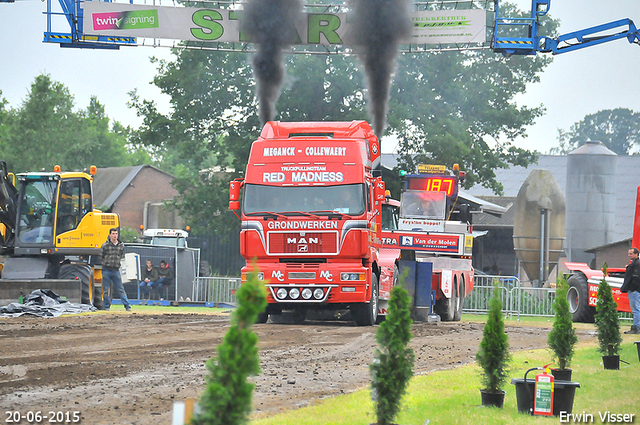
[0,161,18,250]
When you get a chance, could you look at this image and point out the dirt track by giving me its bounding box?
[0,311,595,424]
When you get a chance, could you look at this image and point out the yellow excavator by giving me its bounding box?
[0,161,119,308]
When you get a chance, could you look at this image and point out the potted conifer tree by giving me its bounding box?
[191,269,267,425]
[595,269,622,370]
[476,282,510,408]
[370,285,415,425]
[548,275,578,380]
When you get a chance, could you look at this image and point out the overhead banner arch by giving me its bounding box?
[82,2,487,48]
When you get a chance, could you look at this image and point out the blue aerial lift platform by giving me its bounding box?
[43,0,135,49]
[493,0,640,56]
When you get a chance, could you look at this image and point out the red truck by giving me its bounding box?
[229,121,387,325]
[564,185,640,322]
[377,164,474,321]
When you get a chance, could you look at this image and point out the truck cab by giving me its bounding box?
[141,228,189,248]
[378,164,474,321]
[230,121,385,325]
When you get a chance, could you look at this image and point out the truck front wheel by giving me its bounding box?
[353,274,379,326]
[453,278,465,321]
[256,312,268,323]
[436,278,458,321]
[567,273,595,323]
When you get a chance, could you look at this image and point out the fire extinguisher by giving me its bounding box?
[533,363,555,416]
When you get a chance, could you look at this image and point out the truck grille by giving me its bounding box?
[267,231,338,255]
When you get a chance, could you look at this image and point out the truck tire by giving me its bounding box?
[376,264,400,324]
[567,273,595,323]
[453,278,465,321]
[58,264,93,306]
[256,312,268,323]
[270,309,305,324]
[290,309,306,324]
[93,284,105,310]
[436,277,458,321]
[354,274,379,326]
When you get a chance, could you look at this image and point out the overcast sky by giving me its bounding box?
[1,0,639,155]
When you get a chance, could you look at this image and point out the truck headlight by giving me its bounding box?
[302,288,312,299]
[340,273,364,281]
[276,288,288,300]
[313,288,324,300]
[289,288,300,300]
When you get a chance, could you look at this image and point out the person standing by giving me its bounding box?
[621,247,640,334]
[101,228,132,311]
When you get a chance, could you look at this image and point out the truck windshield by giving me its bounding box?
[400,190,446,219]
[243,184,366,216]
[18,180,57,244]
[151,236,186,248]
[382,203,399,230]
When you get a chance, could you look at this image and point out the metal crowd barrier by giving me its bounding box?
[465,275,555,320]
[192,274,635,320]
[465,274,633,322]
[192,276,242,305]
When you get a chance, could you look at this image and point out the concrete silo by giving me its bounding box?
[565,141,617,265]
[513,169,565,285]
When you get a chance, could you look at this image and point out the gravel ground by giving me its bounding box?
[0,310,595,424]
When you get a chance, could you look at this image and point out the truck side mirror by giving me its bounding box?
[373,178,385,203]
[229,179,244,211]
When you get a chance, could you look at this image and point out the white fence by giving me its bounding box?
[465,274,633,321]
[192,274,633,321]
[464,275,557,320]
[192,276,242,305]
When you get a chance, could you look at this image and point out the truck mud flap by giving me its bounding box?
[0,279,82,306]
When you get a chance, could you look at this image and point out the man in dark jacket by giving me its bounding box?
[101,228,131,311]
[621,247,640,334]
[139,259,159,298]
[156,259,175,298]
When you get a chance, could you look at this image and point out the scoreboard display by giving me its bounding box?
[407,175,458,198]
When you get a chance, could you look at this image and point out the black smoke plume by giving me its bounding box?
[242,0,303,125]
[349,0,412,137]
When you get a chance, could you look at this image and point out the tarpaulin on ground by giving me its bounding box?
[0,289,96,318]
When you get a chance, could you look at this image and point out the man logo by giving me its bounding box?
[298,245,308,253]
[320,270,333,281]
[272,270,285,282]
[287,237,319,244]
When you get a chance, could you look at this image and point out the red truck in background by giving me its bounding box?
[229,121,387,325]
[377,164,474,321]
[564,185,640,322]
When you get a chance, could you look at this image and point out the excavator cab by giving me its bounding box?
[13,173,94,253]
[0,165,118,307]
[0,164,117,259]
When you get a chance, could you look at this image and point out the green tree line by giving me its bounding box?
[5,3,637,235]
[0,75,152,173]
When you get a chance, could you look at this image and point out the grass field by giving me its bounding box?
[251,316,640,425]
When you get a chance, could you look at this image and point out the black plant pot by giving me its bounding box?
[511,378,580,416]
[480,389,505,408]
[511,378,535,414]
[551,368,572,381]
[553,380,580,416]
[602,355,620,370]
